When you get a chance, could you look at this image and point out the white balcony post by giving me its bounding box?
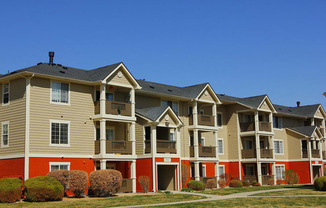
[271,136,275,160]
[215,162,219,188]
[214,131,219,159]
[131,122,136,156]
[308,139,313,183]
[255,111,261,160]
[131,160,136,193]
[100,84,106,116]
[100,159,106,170]
[100,119,106,155]
[151,125,157,192]
[213,103,217,128]
[176,127,181,155]
[272,162,276,185]
[194,161,200,181]
[194,129,199,159]
[130,88,135,118]
[193,101,198,126]
[257,162,262,184]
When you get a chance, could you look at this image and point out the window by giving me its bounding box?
[218,165,225,177]
[190,165,195,178]
[275,165,285,180]
[246,165,255,176]
[202,165,206,177]
[244,139,253,149]
[217,113,222,127]
[201,137,205,146]
[51,121,69,145]
[162,100,178,114]
[1,122,9,148]
[274,140,284,154]
[51,81,69,103]
[49,162,70,172]
[169,130,175,141]
[2,83,9,105]
[218,139,224,154]
[273,116,282,129]
[96,128,115,140]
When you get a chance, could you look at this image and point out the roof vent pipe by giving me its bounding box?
[297,101,300,107]
[49,51,55,65]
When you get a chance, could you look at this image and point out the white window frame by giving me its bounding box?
[217,112,223,127]
[218,165,225,178]
[49,162,70,172]
[2,83,10,106]
[1,121,9,148]
[218,138,224,155]
[202,164,206,177]
[50,120,70,147]
[50,81,70,105]
[274,139,284,155]
[275,164,285,180]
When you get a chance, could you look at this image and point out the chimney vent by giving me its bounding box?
[49,51,55,65]
[297,101,300,107]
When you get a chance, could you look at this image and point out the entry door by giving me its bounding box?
[158,165,176,191]
[313,166,321,180]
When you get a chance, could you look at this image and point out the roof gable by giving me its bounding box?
[258,96,276,112]
[196,84,221,104]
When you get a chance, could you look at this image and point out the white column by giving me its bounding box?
[214,131,219,159]
[257,162,262,184]
[130,122,136,156]
[176,128,181,155]
[194,130,199,159]
[194,162,200,181]
[272,162,276,185]
[100,159,106,170]
[100,84,106,116]
[215,162,219,188]
[308,140,313,183]
[319,140,323,160]
[151,125,157,192]
[24,77,31,180]
[131,160,136,193]
[255,111,261,160]
[212,103,217,127]
[271,136,275,160]
[193,101,198,126]
[130,88,135,118]
[100,119,106,155]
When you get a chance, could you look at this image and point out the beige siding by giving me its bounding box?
[274,129,288,160]
[135,94,161,109]
[179,102,190,157]
[95,121,128,140]
[286,131,303,159]
[198,89,215,103]
[259,100,272,112]
[0,78,26,155]
[216,105,228,160]
[135,121,145,155]
[201,131,214,146]
[315,107,324,118]
[158,111,178,127]
[107,67,134,88]
[29,77,95,155]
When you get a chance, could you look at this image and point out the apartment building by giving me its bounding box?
[0,52,325,192]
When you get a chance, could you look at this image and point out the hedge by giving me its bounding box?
[314,176,326,191]
[89,169,122,196]
[24,176,64,202]
[187,180,205,191]
[229,180,243,188]
[0,178,22,203]
[69,170,88,197]
[47,170,70,193]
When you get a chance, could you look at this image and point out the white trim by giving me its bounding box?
[156,162,180,191]
[29,153,93,158]
[275,164,285,180]
[218,164,225,178]
[274,139,284,155]
[49,162,71,172]
[217,138,224,155]
[202,164,207,177]
[195,84,221,104]
[0,154,24,160]
[2,82,10,106]
[49,120,70,147]
[50,81,71,106]
[1,121,9,148]
[24,76,33,180]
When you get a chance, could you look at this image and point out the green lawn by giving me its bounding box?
[253,186,326,196]
[0,193,205,208]
[147,197,326,208]
[199,185,302,195]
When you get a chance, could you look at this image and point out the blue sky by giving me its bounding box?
[0,0,325,107]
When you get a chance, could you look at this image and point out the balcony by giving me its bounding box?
[312,149,320,158]
[262,175,274,185]
[144,140,176,154]
[259,122,272,132]
[189,114,215,126]
[94,140,132,155]
[119,179,132,193]
[241,149,256,159]
[243,175,257,184]
[190,146,216,157]
[323,151,326,160]
[94,101,131,116]
[260,149,273,158]
[240,122,255,132]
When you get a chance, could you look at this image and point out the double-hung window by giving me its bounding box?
[218,139,224,154]
[1,122,9,148]
[275,165,285,180]
[52,81,69,104]
[274,140,284,154]
[51,121,69,145]
[2,83,9,105]
[49,162,70,172]
[273,116,282,129]
[217,113,222,127]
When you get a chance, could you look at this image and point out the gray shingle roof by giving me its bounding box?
[287,126,317,137]
[137,79,208,99]
[273,104,320,118]
[217,94,267,109]
[136,106,169,121]
[1,62,122,82]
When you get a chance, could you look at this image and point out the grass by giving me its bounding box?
[253,186,326,196]
[199,185,302,195]
[147,197,326,208]
[0,193,205,208]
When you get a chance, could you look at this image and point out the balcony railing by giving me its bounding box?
[190,146,216,157]
[243,175,257,184]
[144,140,176,154]
[240,122,255,132]
[94,140,132,155]
[189,114,215,126]
[241,149,256,159]
[119,179,132,193]
[94,101,131,116]
[323,151,326,160]
[302,149,308,158]
[260,149,273,158]
[262,175,274,185]
[312,149,320,158]
[259,122,272,132]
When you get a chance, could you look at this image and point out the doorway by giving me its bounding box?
[313,166,321,180]
[157,165,176,191]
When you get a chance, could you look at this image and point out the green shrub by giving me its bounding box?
[181,187,192,192]
[229,180,243,188]
[187,180,205,191]
[0,178,22,203]
[251,180,257,186]
[24,176,64,202]
[69,170,88,197]
[242,180,250,187]
[138,176,150,193]
[206,179,217,189]
[47,170,70,193]
[89,169,122,196]
[285,169,298,184]
[314,176,326,191]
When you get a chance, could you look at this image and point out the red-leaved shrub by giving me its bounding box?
[47,170,70,193]
[206,179,217,189]
[285,169,298,184]
[229,180,243,188]
[138,176,150,193]
[0,178,22,203]
[69,170,88,197]
[218,179,226,188]
[89,169,122,196]
[181,164,190,188]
